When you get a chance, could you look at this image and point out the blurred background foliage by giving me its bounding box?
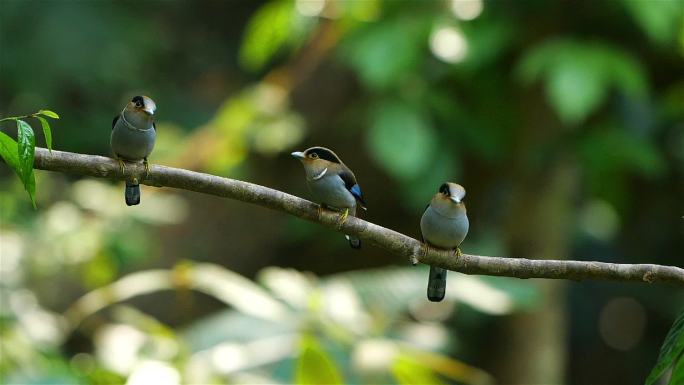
[1,0,683,384]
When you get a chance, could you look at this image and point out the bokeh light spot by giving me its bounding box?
[429,26,468,63]
[599,297,647,351]
[296,0,325,17]
[126,361,180,385]
[580,199,620,241]
[450,0,484,21]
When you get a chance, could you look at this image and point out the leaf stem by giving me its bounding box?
[0,114,36,122]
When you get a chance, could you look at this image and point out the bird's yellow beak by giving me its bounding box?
[291,151,305,160]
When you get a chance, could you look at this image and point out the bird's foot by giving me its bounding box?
[117,158,126,175]
[317,205,324,221]
[143,158,150,179]
[337,208,349,229]
[455,247,462,258]
[413,243,429,266]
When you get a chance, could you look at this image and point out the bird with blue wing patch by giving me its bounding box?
[291,146,366,249]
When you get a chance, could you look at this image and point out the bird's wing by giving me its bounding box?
[419,204,429,242]
[339,169,366,209]
[112,115,119,130]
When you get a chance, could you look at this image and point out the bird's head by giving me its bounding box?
[291,147,343,178]
[126,95,156,116]
[437,182,466,206]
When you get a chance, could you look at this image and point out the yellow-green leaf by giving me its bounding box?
[239,0,293,71]
[391,354,446,385]
[295,335,343,385]
[0,131,21,174]
[38,109,60,119]
[36,116,53,152]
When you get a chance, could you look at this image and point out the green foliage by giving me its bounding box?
[458,18,516,72]
[38,109,60,119]
[517,39,647,125]
[340,15,430,89]
[0,129,36,208]
[391,354,446,385]
[671,357,684,385]
[0,131,22,176]
[579,124,665,206]
[621,0,684,46]
[367,100,437,181]
[581,126,664,178]
[239,0,294,71]
[295,335,344,385]
[646,310,684,385]
[17,120,35,188]
[36,116,52,151]
[0,109,58,207]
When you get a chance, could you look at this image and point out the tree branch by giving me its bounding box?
[31,147,684,285]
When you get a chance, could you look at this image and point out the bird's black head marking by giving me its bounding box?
[305,147,341,164]
[131,96,144,108]
[439,183,450,195]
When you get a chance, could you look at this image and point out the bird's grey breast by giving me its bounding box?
[307,174,356,210]
[110,115,156,161]
[420,205,469,249]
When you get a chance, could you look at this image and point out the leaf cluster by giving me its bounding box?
[0,109,58,207]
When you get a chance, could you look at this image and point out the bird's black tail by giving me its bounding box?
[125,182,140,206]
[346,235,361,249]
[427,266,447,302]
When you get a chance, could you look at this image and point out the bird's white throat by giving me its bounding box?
[311,168,328,180]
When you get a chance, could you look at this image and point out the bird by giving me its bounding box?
[420,182,469,302]
[291,146,366,249]
[110,95,157,206]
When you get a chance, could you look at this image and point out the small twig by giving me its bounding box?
[28,147,684,286]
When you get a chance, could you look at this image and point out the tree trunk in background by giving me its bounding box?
[491,157,578,384]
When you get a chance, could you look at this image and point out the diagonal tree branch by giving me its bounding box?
[30,147,684,285]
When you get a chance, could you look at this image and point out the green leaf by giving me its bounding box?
[0,131,36,208]
[367,101,437,180]
[16,119,35,184]
[341,16,429,89]
[295,335,343,385]
[517,39,648,125]
[604,51,648,97]
[239,0,293,71]
[621,0,683,46]
[645,310,684,385]
[36,116,53,151]
[580,125,665,208]
[25,170,36,208]
[670,355,684,385]
[38,109,60,119]
[546,59,606,125]
[581,126,665,178]
[0,131,21,174]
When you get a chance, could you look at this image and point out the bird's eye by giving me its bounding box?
[310,153,319,159]
[135,101,143,108]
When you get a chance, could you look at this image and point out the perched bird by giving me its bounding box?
[111,95,157,206]
[420,182,469,302]
[291,146,366,249]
